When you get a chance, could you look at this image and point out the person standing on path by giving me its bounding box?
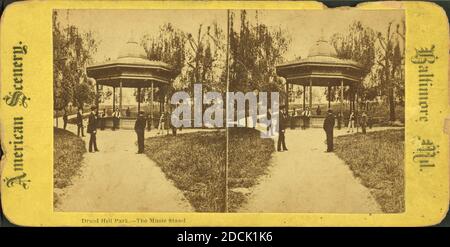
[134,111,147,154]
[323,109,335,152]
[347,110,355,133]
[157,112,165,135]
[302,107,311,129]
[76,107,85,137]
[87,106,99,153]
[277,107,288,152]
[112,108,121,131]
[100,109,106,130]
[361,111,368,134]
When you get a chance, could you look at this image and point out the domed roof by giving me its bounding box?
[308,38,337,58]
[117,38,147,60]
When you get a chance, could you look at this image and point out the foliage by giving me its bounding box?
[140,21,226,105]
[331,21,376,102]
[331,21,376,77]
[331,20,405,121]
[375,21,405,121]
[229,10,291,94]
[53,11,99,112]
[334,129,405,213]
[184,21,226,93]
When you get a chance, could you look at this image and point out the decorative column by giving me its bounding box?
[112,86,116,111]
[340,79,344,117]
[309,78,313,110]
[355,85,359,133]
[151,82,154,127]
[137,87,141,113]
[119,81,123,111]
[285,81,289,110]
[303,85,306,110]
[327,84,331,109]
[95,80,99,114]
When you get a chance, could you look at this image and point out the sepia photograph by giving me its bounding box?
[53,8,405,213]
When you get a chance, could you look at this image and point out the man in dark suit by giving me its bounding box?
[323,109,336,152]
[134,111,147,154]
[277,106,288,152]
[76,107,85,137]
[87,106,99,153]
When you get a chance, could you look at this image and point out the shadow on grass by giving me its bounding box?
[53,128,86,207]
[144,128,274,212]
[334,129,405,213]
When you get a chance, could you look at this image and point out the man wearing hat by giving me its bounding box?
[277,106,288,152]
[323,109,336,152]
[87,106,99,152]
[134,111,147,154]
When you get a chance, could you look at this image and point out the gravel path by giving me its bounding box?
[238,127,395,213]
[55,125,193,212]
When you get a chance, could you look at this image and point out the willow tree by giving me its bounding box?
[331,21,376,106]
[53,11,99,112]
[227,10,290,126]
[228,10,289,94]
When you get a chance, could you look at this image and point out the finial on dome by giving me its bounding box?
[319,28,325,41]
[117,31,147,59]
[307,31,337,58]
[128,29,138,43]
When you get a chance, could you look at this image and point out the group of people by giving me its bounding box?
[66,104,366,155]
[277,107,370,153]
[70,106,174,154]
[277,106,336,153]
[288,105,322,129]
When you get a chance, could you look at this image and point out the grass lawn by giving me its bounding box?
[144,128,274,212]
[334,129,404,213]
[228,128,275,211]
[53,128,86,205]
[144,130,226,212]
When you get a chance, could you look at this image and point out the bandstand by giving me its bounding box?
[86,38,179,129]
[276,37,364,127]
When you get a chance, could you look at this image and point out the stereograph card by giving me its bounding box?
[0,0,448,226]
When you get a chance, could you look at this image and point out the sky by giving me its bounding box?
[56,8,403,63]
[55,9,227,64]
[55,9,404,105]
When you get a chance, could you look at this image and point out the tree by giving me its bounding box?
[227,10,290,126]
[140,23,187,105]
[229,10,290,93]
[53,11,99,112]
[185,21,226,94]
[376,21,404,121]
[331,21,377,104]
[140,22,226,115]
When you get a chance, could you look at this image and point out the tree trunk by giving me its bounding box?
[389,87,395,121]
[389,62,396,122]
